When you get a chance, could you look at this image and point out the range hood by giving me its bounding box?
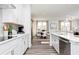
[0,4,16,9]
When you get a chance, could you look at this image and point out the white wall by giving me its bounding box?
[48,20,59,35]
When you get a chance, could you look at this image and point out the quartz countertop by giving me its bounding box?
[51,32,79,43]
[0,34,25,45]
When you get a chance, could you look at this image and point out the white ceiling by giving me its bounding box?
[31,4,79,18]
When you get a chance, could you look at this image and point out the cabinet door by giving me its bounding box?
[14,38,23,55]
[15,36,26,55]
[22,35,28,53]
[2,9,17,23]
[2,50,12,55]
[24,35,28,50]
[14,35,28,55]
[53,35,57,50]
[21,37,25,53]
[1,46,16,55]
[0,39,16,55]
[24,34,29,49]
[51,34,59,53]
[5,49,15,55]
[55,36,59,53]
[52,35,56,48]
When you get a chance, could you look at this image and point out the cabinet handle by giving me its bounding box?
[11,50,14,55]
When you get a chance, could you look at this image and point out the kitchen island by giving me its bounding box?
[50,32,79,55]
[0,34,29,55]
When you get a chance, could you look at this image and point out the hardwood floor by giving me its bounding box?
[25,38,57,55]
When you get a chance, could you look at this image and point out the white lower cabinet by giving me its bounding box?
[51,34,59,54]
[23,35,28,52]
[15,37,25,55]
[14,35,28,55]
[3,46,16,55]
[21,36,26,53]
[0,39,16,55]
[14,38,22,55]
[71,42,79,55]
[0,34,28,55]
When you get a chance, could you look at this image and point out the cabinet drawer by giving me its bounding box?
[0,39,16,54]
[1,46,16,55]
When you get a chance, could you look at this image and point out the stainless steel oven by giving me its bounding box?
[59,37,71,55]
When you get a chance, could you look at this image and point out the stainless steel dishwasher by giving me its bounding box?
[59,37,71,55]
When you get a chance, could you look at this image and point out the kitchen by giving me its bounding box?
[31,4,79,55]
[1,4,79,55]
[0,4,31,55]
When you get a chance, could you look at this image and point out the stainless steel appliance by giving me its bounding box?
[59,37,70,55]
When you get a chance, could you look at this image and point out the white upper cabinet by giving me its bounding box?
[0,4,16,9]
[2,9,17,23]
[2,4,22,25]
[50,34,59,53]
[2,4,31,26]
[14,5,24,25]
[2,4,17,23]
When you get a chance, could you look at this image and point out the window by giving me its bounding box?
[37,21,47,32]
[60,21,71,32]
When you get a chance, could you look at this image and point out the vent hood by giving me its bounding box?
[0,4,16,9]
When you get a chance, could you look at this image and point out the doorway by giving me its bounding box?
[25,20,57,55]
[36,21,48,39]
[32,20,50,45]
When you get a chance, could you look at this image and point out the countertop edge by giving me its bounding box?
[0,34,26,45]
[51,32,79,43]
